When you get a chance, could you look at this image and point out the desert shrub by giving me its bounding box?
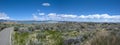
[83,30,120,45]
[0,23,9,31]
[13,31,29,45]
[14,26,19,31]
[12,22,120,45]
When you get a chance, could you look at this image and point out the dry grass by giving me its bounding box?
[83,29,120,45]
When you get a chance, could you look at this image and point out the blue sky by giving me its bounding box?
[0,0,120,22]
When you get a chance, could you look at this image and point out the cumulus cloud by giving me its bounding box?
[32,12,120,22]
[0,12,10,20]
[78,14,120,19]
[60,14,77,18]
[32,14,39,20]
[42,3,50,6]
[48,13,57,17]
[39,13,45,15]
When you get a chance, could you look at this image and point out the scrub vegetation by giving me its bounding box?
[2,22,120,45]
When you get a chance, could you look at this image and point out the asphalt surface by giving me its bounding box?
[0,27,14,45]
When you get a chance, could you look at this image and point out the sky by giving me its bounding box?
[0,0,120,22]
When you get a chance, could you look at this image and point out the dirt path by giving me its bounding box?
[0,27,14,45]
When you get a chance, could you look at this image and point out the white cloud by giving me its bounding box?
[32,14,39,20]
[42,3,50,6]
[32,12,120,22]
[78,15,86,18]
[60,14,77,18]
[48,13,56,17]
[78,14,120,19]
[0,12,10,20]
[39,13,45,15]
[48,13,77,18]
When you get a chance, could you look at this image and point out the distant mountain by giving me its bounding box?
[16,20,60,24]
[0,19,61,24]
[0,19,119,24]
[0,19,16,22]
[0,19,7,22]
